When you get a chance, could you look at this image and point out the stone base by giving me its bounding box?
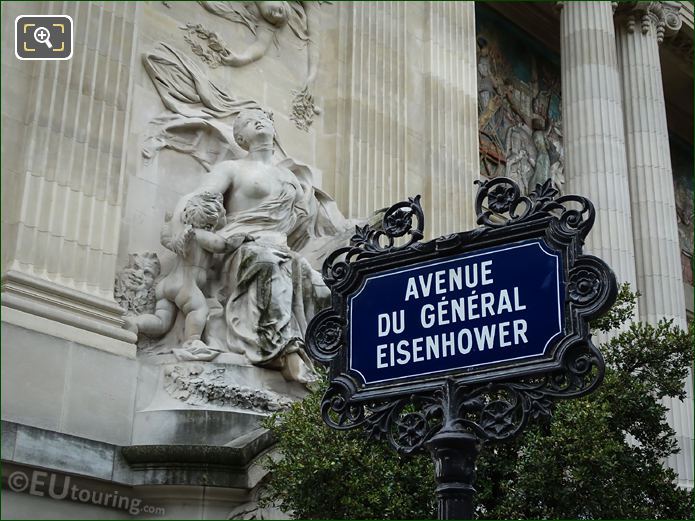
[1,321,138,445]
[2,421,280,519]
[132,354,307,447]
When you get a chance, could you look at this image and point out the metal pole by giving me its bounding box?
[425,429,480,520]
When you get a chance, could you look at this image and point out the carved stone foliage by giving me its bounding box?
[179,23,229,68]
[164,364,293,411]
[476,6,564,195]
[306,177,617,454]
[114,253,161,315]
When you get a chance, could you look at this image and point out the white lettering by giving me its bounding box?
[412,337,424,362]
[481,260,494,285]
[421,304,435,328]
[378,313,390,337]
[497,289,513,314]
[377,344,388,368]
[498,321,511,347]
[442,332,456,356]
[474,324,496,351]
[418,273,433,297]
[405,278,419,301]
[457,328,473,354]
[449,267,463,292]
[513,319,528,344]
[468,293,480,320]
[452,297,466,322]
[513,287,526,310]
[465,264,478,287]
[396,340,411,365]
[481,292,495,317]
[426,336,440,359]
[437,299,450,325]
[435,270,446,294]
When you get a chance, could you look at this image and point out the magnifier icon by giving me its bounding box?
[34,26,53,49]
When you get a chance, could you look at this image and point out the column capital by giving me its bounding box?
[615,1,683,43]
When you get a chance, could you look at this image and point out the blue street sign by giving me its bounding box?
[348,239,564,386]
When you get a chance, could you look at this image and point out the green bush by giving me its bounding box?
[263,284,694,519]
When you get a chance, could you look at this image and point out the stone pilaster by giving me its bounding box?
[615,1,693,489]
[1,1,139,356]
[559,1,638,289]
[331,2,478,238]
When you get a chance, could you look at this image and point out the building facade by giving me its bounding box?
[1,1,692,518]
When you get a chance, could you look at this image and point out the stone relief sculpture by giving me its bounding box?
[114,253,161,316]
[179,1,326,131]
[475,12,564,195]
[164,364,292,411]
[124,192,254,361]
[127,43,353,386]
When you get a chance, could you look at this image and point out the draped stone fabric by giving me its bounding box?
[142,42,260,118]
[208,181,330,366]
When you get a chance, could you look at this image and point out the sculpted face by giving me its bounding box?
[257,1,288,26]
[233,110,275,150]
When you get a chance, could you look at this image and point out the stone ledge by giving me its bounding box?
[1,305,136,359]
[1,420,275,490]
[122,428,275,467]
[1,269,137,348]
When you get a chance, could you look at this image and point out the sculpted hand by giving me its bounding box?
[225,233,255,253]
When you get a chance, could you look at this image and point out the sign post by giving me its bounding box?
[306,178,617,519]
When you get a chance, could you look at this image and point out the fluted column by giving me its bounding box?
[423,2,479,237]
[1,1,139,356]
[560,2,637,289]
[331,2,479,238]
[616,3,686,326]
[615,2,693,489]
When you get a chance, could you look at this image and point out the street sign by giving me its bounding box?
[306,178,617,519]
[349,239,564,388]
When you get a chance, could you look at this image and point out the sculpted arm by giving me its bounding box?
[195,230,254,254]
[219,25,275,67]
[171,162,235,219]
[193,230,228,253]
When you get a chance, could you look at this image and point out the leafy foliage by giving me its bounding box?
[263,286,694,519]
[261,378,436,519]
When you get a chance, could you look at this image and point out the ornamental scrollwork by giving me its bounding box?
[321,195,425,287]
[475,177,595,242]
[320,338,604,454]
[307,178,616,456]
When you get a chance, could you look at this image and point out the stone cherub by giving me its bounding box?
[125,191,252,360]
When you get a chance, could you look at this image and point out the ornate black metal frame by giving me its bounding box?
[306,178,617,458]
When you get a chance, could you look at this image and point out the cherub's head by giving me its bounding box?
[233,109,275,151]
[181,191,226,231]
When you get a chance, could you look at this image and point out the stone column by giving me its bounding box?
[615,2,686,326]
[422,1,480,237]
[1,1,139,357]
[559,1,638,289]
[615,2,693,488]
[329,2,479,238]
